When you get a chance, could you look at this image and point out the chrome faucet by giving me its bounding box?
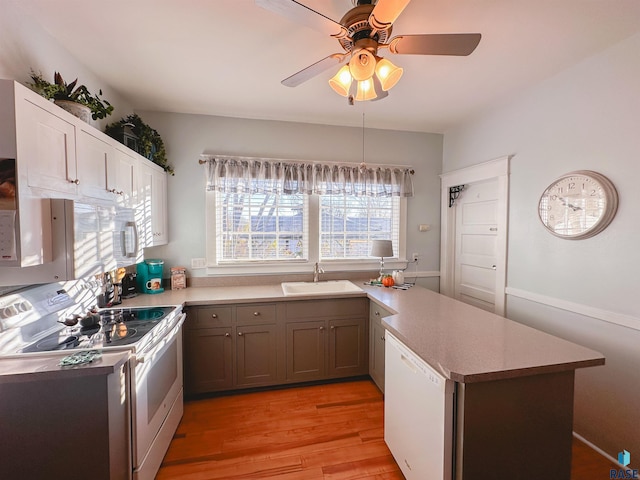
[313,262,324,282]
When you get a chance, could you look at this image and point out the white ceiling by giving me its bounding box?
[14,0,640,133]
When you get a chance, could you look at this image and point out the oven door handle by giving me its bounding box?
[135,312,185,365]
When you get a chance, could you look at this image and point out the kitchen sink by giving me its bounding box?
[281,280,364,296]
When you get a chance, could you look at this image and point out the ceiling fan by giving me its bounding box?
[255,0,481,102]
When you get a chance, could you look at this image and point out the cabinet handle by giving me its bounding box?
[330,326,335,330]
[374,311,380,316]
[381,336,385,341]
[118,191,124,196]
[69,178,80,185]
[253,311,260,316]
[108,188,117,193]
[225,333,230,338]
[238,331,244,336]
[319,326,325,331]
[211,313,218,319]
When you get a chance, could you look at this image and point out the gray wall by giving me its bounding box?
[443,32,640,462]
[138,111,444,285]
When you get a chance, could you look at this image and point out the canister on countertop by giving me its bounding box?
[170,266,187,290]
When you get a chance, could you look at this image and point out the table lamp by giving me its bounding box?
[370,240,393,279]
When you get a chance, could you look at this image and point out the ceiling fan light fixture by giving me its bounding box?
[349,49,376,81]
[328,65,353,96]
[355,78,377,101]
[374,57,403,91]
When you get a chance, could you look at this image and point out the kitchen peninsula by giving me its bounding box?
[121,281,604,480]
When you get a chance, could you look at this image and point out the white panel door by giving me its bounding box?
[454,179,499,312]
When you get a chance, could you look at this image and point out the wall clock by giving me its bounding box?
[538,170,618,239]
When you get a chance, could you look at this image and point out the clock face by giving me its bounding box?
[538,170,618,239]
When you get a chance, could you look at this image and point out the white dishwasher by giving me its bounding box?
[384,331,455,480]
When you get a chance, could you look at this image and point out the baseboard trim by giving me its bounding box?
[573,431,622,468]
[506,287,640,332]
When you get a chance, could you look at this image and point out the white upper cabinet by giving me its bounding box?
[137,160,168,246]
[18,98,79,197]
[0,79,168,258]
[110,146,137,208]
[77,129,138,206]
[77,129,112,202]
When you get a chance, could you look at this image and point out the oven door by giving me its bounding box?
[131,313,185,480]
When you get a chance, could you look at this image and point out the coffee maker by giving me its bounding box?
[136,259,165,294]
[121,272,138,298]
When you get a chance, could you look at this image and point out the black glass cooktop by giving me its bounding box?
[21,306,175,353]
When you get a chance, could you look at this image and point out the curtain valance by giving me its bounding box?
[200,155,414,197]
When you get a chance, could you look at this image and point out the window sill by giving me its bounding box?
[205,259,411,277]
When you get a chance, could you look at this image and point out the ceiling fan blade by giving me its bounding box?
[256,0,348,39]
[369,0,412,31]
[282,53,348,87]
[388,33,481,56]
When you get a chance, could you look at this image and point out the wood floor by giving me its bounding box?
[157,379,617,479]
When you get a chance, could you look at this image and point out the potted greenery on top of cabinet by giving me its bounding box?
[105,114,174,175]
[27,70,114,122]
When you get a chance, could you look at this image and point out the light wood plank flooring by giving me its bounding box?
[157,379,617,479]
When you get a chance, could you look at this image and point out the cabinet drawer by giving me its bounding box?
[188,306,233,328]
[369,301,393,322]
[237,304,277,325]
[286,297,367,320]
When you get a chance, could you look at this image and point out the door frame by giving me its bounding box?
[440,156,511,316]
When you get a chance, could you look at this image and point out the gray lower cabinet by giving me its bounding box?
[185,306,233,394]
[184,303,280,395]
[369,301,392,393]
[286,320,325,382]
[185,326,233,393]
[285,298,368,383]
[235,323,279,386]
[185,297,369,394]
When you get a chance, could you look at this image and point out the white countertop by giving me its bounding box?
[115,282,606,383]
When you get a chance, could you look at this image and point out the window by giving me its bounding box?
[320,195,399,260]
[203,155,412,271]
[213,191,400,265]
[215,190,307,262]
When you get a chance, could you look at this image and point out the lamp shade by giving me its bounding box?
[370,239,393,258]
[328,65,352,97]
[355,78,377,101]
[375,57,403,91]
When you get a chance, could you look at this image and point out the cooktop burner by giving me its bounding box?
[21,306,175,353]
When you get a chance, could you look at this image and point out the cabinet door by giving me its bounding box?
[286,321,325,382]
[20,100,78,196]
[184,327,232,394]
[328,317,368,378]
[77,130,112,201]
[137,161,167,246]
[369,319,386,393]
[236,324,278,387]
[108,147,137,207]
[152,166,168,244]
[369,302,391,392]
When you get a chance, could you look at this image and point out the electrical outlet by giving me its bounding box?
[191,258,206,269]
[412,253,419,262]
